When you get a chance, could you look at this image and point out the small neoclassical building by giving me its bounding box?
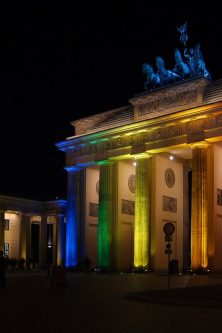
[56,77,222,273]
[0,195,66,268]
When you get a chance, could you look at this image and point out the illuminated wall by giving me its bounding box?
[154,155,184,272]
[117,161,135,270]
[5,212,21,258]
[212,143,222,271]
[85,167,99,266]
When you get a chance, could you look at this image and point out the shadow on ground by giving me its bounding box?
[125,284,222,308]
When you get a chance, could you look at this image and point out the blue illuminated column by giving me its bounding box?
[66,167,82,268]
[66,168,78,267]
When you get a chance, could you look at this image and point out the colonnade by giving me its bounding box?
[66,141,211,271]
[0,211,65,268]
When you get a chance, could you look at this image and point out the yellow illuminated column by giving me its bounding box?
[0,210,5,252]
[134,155,151,268]
[191,142,209,270]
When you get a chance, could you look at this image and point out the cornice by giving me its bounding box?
[0,195,67,215]
[56,102,222,152]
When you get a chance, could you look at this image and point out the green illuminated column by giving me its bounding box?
[98,162,115,268]
[134,155,151,268]
[0,210,5,252]
[191,142,209,270]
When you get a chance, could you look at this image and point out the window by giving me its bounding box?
[4,219,9,230]
[4,243,9,256]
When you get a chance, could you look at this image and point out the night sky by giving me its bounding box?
[1,1,222,201]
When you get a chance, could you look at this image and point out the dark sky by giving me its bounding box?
[1,1,222,201]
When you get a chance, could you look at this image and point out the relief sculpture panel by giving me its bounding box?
[163,196,177,213]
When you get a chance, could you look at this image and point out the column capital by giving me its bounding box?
[97,160,116,166]
[57,213,65,218]
[64,166,81,173]
[190,141,210,150]
[133,153,153,160]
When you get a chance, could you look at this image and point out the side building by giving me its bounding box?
[56,77,222,273]
[0,195,66,268]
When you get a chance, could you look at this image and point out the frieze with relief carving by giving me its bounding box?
[68,124,183,161]
[65,107,222,166]
[138,89,197,116]
[130,78,208,122]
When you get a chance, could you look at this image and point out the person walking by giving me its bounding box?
[83,256,91,275]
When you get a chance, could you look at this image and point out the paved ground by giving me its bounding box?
[1,271,222,332]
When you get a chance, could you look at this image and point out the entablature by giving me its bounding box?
[62,101,222,168]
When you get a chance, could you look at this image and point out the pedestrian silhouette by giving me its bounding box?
[83,256,91,275]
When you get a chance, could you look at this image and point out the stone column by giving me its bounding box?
[56,214,65,266]
[52,220,57,266]
[0,210,5,252]
[78,169,86,264]
[191,142,209,270]
[134,156,151,268]
[26,218,31,261]
[19,214,30,260]
[98,162,116,269]
[39,215,48,269]
[183,164,191,271]
[66,167,80,267]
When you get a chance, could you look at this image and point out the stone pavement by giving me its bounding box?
[1,271,222,332]
[126,280,222,308]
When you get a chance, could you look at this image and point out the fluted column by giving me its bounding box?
[134,156,151,268]
[183,165,191,270]
[0,210,5,252]
[19,214,30,260]
[39,216,48,269]
[66,168,80,267]
[98,162,115,268]
[56,214,65,266]
[26,218,31,260]
[191,142,209,270]
[52,221,57,266]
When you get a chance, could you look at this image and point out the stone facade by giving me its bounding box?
[56,77,222,273]
[0,195,66,268]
